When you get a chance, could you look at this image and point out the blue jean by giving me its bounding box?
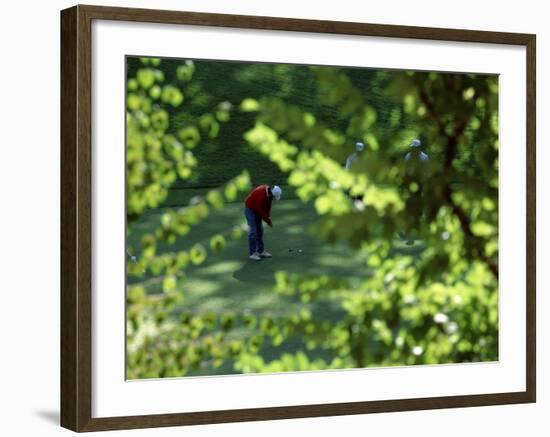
[244,207,264,255]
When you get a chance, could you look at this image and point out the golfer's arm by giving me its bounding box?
[263,198,272,225]
[344,155,352,171]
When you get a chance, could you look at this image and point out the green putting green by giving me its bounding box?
[127,197,427,375]
[128,199,372,316]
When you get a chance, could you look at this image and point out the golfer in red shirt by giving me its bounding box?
[244,184,282,260]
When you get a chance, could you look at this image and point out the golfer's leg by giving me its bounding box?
[407,191,422,244]
[256,214,264,254]
[419,185,425,221]
[245,208,257,255]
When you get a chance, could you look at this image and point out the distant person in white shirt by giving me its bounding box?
[345,141,365,171]
[404,139,429,164]
[403,138,430,245]
[344,141,365,203]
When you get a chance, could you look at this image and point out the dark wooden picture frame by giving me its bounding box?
[60,4,536,432]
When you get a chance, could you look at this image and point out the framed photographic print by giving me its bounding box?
[60,4,536,432]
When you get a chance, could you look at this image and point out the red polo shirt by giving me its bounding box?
[245,185,273,226]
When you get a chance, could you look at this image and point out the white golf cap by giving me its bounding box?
[410,139,422,148]
[355,142,365,152]
[272,185,282,200]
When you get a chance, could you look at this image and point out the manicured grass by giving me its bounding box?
[127,198,423,374]
[128,199,369,316]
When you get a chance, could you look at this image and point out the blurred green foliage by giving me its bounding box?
[126,56,498,379]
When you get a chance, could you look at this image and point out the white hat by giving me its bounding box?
[410,139,422,148]
[355,142,365,152]
[272,185,282,200]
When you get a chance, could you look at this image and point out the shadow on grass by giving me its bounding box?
[232,260,270,283]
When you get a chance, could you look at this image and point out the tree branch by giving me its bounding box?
[418,80,499,279]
